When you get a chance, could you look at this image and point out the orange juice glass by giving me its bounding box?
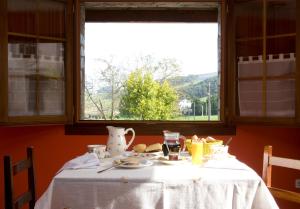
[191,141,203,165]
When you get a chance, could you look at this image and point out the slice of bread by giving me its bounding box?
[145,143,162,153]
[133,144,147,153]
[121,157,140,165]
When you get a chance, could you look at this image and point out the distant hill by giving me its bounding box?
[167,72,217,88]
[97,72,218,100]
[167,73,218,100]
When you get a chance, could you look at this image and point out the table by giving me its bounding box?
[35,155,278,209]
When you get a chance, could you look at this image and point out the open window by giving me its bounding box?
[229,0,299,125]
[0,0,73,124]
[68,1,235,135]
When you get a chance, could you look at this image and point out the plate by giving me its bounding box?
[131,151,163,157]
[116,159,153,169]
[157,156,188,165]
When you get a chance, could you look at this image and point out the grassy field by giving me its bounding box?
[84,114,219,121]
[172,115,219,121]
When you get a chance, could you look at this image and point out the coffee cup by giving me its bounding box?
[87,144,107,159]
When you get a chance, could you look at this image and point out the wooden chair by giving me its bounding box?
[4,147,36,209]
[262,145,300,204]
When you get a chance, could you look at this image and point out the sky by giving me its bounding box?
[85,23,218,77]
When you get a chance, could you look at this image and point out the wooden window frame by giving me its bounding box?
[66,0,236,136]
[227,0,300,126]
[0,0,74,125]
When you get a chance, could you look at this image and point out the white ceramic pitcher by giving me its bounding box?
[106,126,135,157]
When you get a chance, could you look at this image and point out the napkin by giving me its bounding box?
[57,152,100,173]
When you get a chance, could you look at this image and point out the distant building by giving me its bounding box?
[179,99,192,115]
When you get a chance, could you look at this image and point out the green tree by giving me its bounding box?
[210,94,219,115]
[191,99,205,115]
[119,69,178,120]
[191,95,218,116]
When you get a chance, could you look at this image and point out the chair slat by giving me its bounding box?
[3,147,36,209]
[263,145,300,206]
[269,156,300,170]
[14,191,32,209]
[13,159,32,175]
[269,187,300,204]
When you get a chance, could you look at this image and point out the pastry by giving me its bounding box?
[206,136,216,142]
[133,144,147,153]
[145,143,162,153]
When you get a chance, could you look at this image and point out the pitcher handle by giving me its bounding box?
[125,128,135,150]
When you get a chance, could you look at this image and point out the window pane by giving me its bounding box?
[8,0,36,35]
[38,42,65,115]
[235,0,263,39]
[266,79,295,117]
[236,0,296,118]
[8,37,65,116]
[82,23,220,121]
[238,80,263,117]
[266,0,296,117]
[8,37,37,116]
[267,0,296,36]
[39,0,66,38]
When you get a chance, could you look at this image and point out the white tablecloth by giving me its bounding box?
[35,155,278,209]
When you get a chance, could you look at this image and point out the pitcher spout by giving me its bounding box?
[106,126,113,131]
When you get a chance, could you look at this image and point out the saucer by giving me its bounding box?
[131,151,163,157]
[116,159,153,169]
[157,156,188,165]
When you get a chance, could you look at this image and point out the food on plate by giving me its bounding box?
[117,157,140,165]
[132,143,162,153]
[145,143,162,153]
[196,136,217,143]
[133,144,147,153]
[158,156,167,161]
[191,135,206,142]
[191,135,206,143]
[206,136,217,142]
[187,135,224,156]
[203,137,223,156]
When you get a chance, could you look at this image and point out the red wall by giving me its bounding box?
[0,125,299,209]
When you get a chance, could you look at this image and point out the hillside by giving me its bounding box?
[97,72,218,99]
[168,73,218,100]
[167,72,217,88]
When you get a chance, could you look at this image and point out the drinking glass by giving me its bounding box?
[191,141,203,165]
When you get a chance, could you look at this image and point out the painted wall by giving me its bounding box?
[0,125,299,209]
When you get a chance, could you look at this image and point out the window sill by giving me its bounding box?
[65,121,236,135]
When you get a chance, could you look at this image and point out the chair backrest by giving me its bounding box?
[4,147,36,209]
[262,145,300,204]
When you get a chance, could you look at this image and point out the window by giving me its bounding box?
[69,1,235,135]
[84,22,219,121]
[233,0,297,123]
[0,0,73,124]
